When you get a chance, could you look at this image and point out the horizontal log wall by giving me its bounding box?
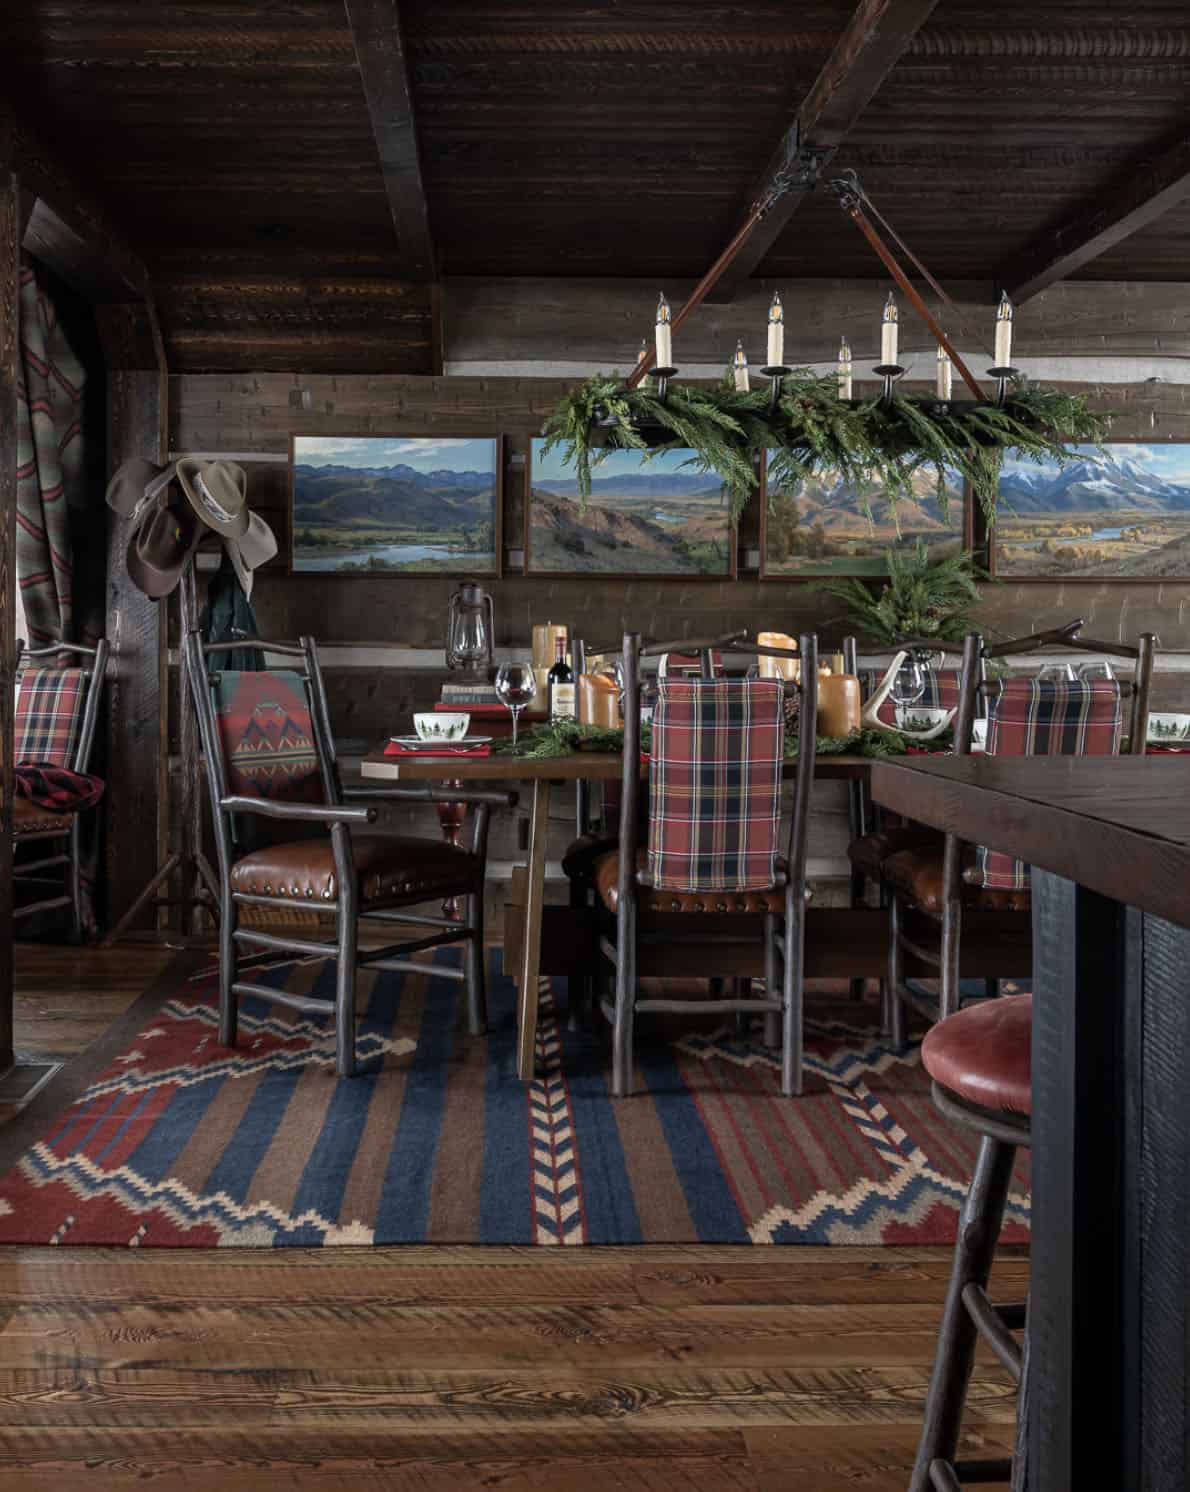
[172,370,1190,655]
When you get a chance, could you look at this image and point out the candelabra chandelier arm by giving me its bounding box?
[826,169,997,402]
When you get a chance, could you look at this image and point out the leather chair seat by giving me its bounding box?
[230,834,480,907]
[562,832,617,884]
[882,844,1032,914]
[13,797,72,836]
[847,825,943,880]
[922,993,1032,1117]
[593,846,799,916]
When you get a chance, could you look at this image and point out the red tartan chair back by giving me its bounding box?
[14,667,87,767]
[211,670,324,803]
[647,677,786,892]
[971,677,1123,889]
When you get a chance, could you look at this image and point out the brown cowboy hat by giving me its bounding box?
[126,488,202,599]
[105,458,174,525]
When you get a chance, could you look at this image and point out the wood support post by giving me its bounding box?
[0,139,19,1066]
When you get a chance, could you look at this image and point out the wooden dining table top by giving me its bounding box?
[360,748,876,781]
[870,753,1190,929]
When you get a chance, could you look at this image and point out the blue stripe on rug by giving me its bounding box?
[479,948,532,1243]
[560,990,643,1245]
[371,956,461,1242]
[637,1037,750,1243]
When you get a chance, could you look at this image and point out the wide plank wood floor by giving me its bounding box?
[1,943,1024,1489]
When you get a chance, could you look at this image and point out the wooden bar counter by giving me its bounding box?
[870,754,1190,1492]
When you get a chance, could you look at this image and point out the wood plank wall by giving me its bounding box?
[172,372,1190,658]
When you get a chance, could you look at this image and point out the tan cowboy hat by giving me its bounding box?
[126,489,202,600]
[175,458,250,540]
[224,511,278,600]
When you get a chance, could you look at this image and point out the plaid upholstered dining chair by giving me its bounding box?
[185,627,516,1078]
[882,620,1155,1044]
[12,638,109,941]
[587,631,818,1098]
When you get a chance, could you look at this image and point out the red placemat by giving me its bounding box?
[384,741,492,758]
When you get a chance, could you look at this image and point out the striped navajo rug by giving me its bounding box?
[0,954,1030,1247]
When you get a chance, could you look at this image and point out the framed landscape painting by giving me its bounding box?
[290,435,502,576]
[760,450,967,576]
[993,442,1190,580]
[526,441,736,577]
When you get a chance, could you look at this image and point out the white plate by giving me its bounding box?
[389,735,492,749]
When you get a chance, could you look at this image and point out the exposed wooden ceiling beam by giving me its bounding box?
[343,0,435,282]
[706,0,941,302]
[1001,131,1190,305]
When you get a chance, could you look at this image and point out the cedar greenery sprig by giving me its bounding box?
[492,719,928,762]
[540,369,1112,526]
[816,539,987,646]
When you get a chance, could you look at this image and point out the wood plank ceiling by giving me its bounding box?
[1,1,1188,371]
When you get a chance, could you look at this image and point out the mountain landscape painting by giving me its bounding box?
[290,435,500,574]
[527,442,734,575]
[995,444,1190,578]
[762,453,965,576]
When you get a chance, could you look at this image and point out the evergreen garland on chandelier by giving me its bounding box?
[540,368,1111,527]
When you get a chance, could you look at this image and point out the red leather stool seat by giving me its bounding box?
[921,994,1032,1118]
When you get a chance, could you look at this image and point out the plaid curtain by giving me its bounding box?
[647,678,785,892]
[972,677,1124,889]
[16,264,86,648]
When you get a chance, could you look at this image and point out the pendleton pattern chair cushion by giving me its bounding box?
[970,677,1123,891]
[647,677,785,893]
[14,667,86,766]
[859,666,961,728]
[213,670,322,802]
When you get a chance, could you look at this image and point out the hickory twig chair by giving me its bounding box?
[883,618,1155,1043]
[185,627,516,1077]
[13,638,109,941]
[590,631,818,1097]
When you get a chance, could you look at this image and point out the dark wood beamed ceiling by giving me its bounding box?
[343,0,436,282]
[1001,127,1190,304]
[2,4,1190,371]
[705,0,941,303]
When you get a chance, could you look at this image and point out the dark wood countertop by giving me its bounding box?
[869,755,1190,929]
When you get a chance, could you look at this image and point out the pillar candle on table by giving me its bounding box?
[766,292,784,367]
[994,291,1014,367]
[655,293,672,367]
[881,292,898,366]
[578,673,621,727]
[757,630,798,682]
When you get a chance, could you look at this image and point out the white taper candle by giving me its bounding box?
[838,337,852,400]
[880,292,898,366]
[655,293,672,368]
[732,340,750,393]
[994,291,1013,368]
[766,292,784,367]
[936,342,952,400]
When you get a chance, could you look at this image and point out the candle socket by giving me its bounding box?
[872,363,905,404]
[760,364,791,414]
[651,365,678,401]
[987,365,1019,406]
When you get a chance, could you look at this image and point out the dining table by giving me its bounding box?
[361,746,878,1080]
[870,752,1190,1492]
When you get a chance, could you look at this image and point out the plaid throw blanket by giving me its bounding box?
[647,677,785,893]
[15,763,105,813]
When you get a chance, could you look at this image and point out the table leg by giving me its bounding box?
[1029,871,1190,1492]
[516,778,550,1083]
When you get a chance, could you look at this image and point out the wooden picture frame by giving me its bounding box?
[524,439,737,579]
[289,433,503,577]
[990,438,1190,583]
[758,449,971,579]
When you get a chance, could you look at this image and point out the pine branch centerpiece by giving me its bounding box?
[540,370,1111,527]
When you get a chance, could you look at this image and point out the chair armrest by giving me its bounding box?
[220,795,378,826]
[343,785,518,809]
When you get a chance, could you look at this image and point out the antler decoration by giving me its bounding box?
[860,651,956,741]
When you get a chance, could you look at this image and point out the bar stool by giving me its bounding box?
[912,994,1032,1491]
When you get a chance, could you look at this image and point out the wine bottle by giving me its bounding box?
[547,635,576,721]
